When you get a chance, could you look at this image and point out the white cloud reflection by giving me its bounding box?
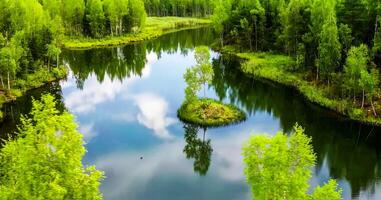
[94,128,253,200]
[63,52,157,114]
[78,123,97,141]
[134,93,177,139]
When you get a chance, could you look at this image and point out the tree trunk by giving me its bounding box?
[221,32,224,47]
[255,19,258,51]
[0,76,4,89]
[7,72,10,90]
[48,58,50,72]
[316,66,319,81]
[362,89,365,108]
[371,97,377,116]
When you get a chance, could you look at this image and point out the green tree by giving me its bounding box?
[243,124,342,200]
[343,44,369,103]
[310,180,342,200]
[183,46,214,101]
[317,11,341,82]
[86,0,106,38]
[184,67,201,102]
[0,94,103,199]
[338,24,353,57]
[62,0,85,35]
[127,0,147,32]
[359,67,379,115]
[46,40,61,71]
[212,0,231,47]
[281,0,310,56]
[194,46,213,97]
[373,16,381,59]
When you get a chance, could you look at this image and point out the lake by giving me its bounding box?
[1,27,381,200]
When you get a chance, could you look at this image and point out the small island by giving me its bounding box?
[178,98,246,127]
[177,46,246,127]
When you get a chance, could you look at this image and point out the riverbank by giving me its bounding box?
[0,66,67,121]
[62,17,211,49]
[221,46,381,126]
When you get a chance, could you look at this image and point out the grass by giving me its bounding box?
[222,46,381,126]
[177,98,247,127]
[62,17,211,49]
[0,66,67,122]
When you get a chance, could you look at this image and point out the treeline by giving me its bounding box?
[0,0,147,95]
[143,0,214,17]
[213,0,381,116]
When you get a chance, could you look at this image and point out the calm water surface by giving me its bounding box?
[2,27,381,200]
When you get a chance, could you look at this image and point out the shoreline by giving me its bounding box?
[0,66,67,121]
[219,46,381,126]
[62,17,211,50]
[0,19,211,121]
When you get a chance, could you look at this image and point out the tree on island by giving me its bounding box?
[243,124,342,200]
[180,46,246,127]
[184,46,214,102]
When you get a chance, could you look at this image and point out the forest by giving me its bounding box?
[0,0,380,199]
[212,0,381,123]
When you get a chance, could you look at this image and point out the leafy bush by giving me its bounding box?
[243,124,342,200]
[0,95,104,199]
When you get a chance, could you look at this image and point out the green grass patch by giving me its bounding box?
[178,98,246,127]
[62,17,211,49]
[224,47,381,126]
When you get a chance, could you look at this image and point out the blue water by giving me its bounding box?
[2,27,381,200]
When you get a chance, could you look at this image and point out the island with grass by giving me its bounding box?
[177,46,246,127]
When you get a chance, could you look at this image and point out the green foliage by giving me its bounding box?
[338,24,353,55]
[318,11,341,81]
[184,46,214,102]
[243,124,342,200]
[143,0,214,17]
[62,17,211,49]
[183,124,212,176]
[184,67,201,102]
[0,94,103,199]
[178,98,246,127]
[310,180,342,200]
[233,49,381,125]
[86,0,106,38]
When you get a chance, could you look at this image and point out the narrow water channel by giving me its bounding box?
[1,27,381,200]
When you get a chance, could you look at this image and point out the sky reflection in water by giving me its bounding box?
[2,28,381,200]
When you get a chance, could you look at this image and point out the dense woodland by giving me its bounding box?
[212,0,381,117]
[143,0,214,16]
[0,0,147,96]
[1,0,381,199]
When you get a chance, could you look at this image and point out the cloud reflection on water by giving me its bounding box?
[134,93,177,140]
[63,52,157,114]
[94,127,253,200]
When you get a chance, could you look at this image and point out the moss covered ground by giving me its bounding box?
[178,98,246,127]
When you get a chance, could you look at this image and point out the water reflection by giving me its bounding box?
[211,54,381,199]
[0,82,65,140]
[1,27,381,200]
[183,124,213,176]
[62,27,215,87]
[134,93,177,139]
